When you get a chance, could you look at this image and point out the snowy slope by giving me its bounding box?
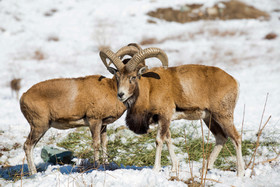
[0,0,280,186]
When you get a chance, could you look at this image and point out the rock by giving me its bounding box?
[41,146,73,165]
[264,32,277,40]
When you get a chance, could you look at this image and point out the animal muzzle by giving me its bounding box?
[117,92,125,101]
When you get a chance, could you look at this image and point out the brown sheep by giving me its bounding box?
[100,47,245,177]
[20,44,142,175]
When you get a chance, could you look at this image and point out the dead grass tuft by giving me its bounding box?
[34,50,45,61]
[169,176,201,186]
[147,19,157,24]
[0,147,10,152]
[93,20,113,51]
[140,37,158,45]
[10,78,21,88]
[169,176,222,186]
[147,0,269,23]
[264,32,277,40]
[47,36,59,42]
[0,27,6,32]
[140,34,185,46]
[44,9,58,17]
[140,28,246,46]
[97,45,111,51]
[12,143,21,150]
[208,28,247,37]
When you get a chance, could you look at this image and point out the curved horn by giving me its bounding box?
[125,48,168,72]
[127,43,146,67]
[128,43,143,51]
[115,45,140,60]
[99,48,124,70]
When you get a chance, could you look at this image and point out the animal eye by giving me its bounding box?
[130,76,136,81]
[129,76,136,83]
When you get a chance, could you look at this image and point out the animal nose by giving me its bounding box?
[118,92,124,99]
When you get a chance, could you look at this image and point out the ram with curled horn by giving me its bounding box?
[20,44,141,175]
[100,47,245,177]
[100,43,147,76]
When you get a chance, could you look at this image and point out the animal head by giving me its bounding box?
[100,43,144,74]
[100,46,168,107]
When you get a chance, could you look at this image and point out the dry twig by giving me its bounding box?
[241,104,245,142]
[256,154,280,165]
[203,114,212,185]
[184,130,194,183]
[200,119,205,186]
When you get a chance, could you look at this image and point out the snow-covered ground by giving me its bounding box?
[0,0,279,186]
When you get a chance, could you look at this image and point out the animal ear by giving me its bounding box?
[137,66,148,76]
[107,67,118,75]
[141,72,160,79]
[98,75,106,81]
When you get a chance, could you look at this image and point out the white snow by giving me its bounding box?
[0,0,280,186]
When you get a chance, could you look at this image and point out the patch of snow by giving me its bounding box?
[1,0,280,186]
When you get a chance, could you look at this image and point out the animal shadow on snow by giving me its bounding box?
[0,161,152,181]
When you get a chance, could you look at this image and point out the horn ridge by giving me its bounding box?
[125,47,168,72]
[99,48,124,70]
[115,46,140,60]
[128,43,143,51]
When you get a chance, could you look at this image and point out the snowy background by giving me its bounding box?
[0,0,280,186]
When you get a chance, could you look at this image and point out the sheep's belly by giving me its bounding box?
[51,119,87,129]
[171,109,209,121]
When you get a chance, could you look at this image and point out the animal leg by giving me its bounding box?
[230,135,245,177]
[101,125,108,164]
[88,119,102,165]
[213,115,245,177]
[24,124,49,175]
[153,118,170,172]
[207,134,227,170]
[203,116,227,170]
[165,129,179,173]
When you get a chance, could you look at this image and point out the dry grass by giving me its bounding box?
[44,9,58,17]
[10,78,21,100]
[140,37,158,45]
[147,19,157,24]
[3,94,276,184]
[264,33,277,40]
[207,28,247,37]
[12,48,47,62]
[140,34,185,46]
[147,0,269,23]
[97,45,111,52]
[169,94,277,185]
[33,50,45,61]
[140,27,247,46]
[93,20,113,51]
[0,27,6,32]
[12,143,21,150]
[47,35,59,42]
[245,93,273,177]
